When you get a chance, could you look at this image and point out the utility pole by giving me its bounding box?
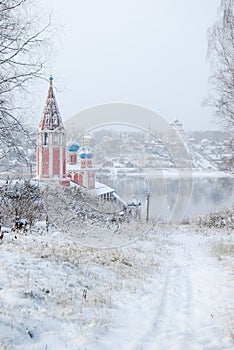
[146,192,150,221]
[29,163,33,179]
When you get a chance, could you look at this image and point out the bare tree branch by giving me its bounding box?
[0,0,51,160]
[206,0,234,172]
[207,0,234,130]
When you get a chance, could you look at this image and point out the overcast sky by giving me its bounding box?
[37,0,220,131]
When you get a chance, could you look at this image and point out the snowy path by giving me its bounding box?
[94,229,234,350]
[0,226,233,349]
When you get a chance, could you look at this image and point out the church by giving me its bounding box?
[36,76,111,197]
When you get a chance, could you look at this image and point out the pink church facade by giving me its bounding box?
[36,76,96,189]
[67,145,96,190]
[36,76,70,185]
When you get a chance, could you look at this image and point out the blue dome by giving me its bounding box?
[79,147,87,159]
[86,150,93,158]
[68,143,79,152]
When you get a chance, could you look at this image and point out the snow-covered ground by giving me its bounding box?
[0,223,233,349]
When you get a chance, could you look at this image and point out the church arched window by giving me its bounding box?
[43,133,48,145]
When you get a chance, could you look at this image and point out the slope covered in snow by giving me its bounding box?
[0,221,233,349]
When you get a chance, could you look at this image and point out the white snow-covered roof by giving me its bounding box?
[89,181,115,196]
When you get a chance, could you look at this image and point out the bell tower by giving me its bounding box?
[36,76,70,185]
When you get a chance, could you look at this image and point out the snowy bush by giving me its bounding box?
[212,242,234,258]
[196,207,234,230]
[0,179,42,226]
[1,179,138,235]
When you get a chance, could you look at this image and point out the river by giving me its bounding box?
[96,168,234,223]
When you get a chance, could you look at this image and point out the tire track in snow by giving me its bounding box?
[138,231,234,350]
[92,230,234,350]
[95,235,198,350]
[142,251,198,350]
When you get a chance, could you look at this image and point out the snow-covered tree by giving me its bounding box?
[0,0,50,159]
[0,180,42,227]
[207,0,234,129]
[207,0,234,172]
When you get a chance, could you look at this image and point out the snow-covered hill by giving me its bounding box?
[0,221,233,349]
